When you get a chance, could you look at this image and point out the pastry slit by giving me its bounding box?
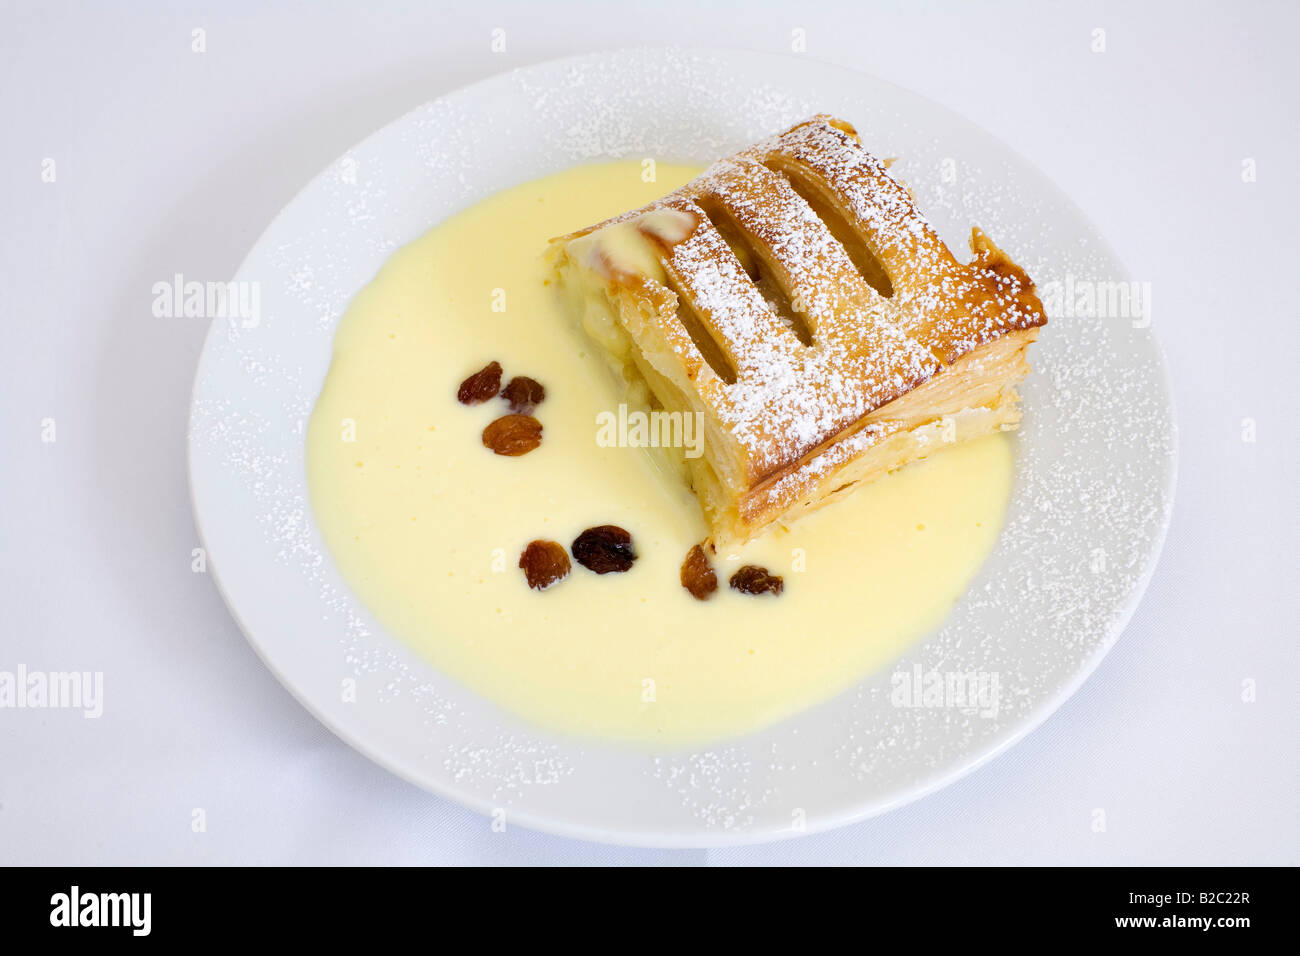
[695,198,815,347]
[765,161,896,300]
[660,269,739,385]
[659,204,804,373]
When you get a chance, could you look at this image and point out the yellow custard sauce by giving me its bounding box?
[306,161,1014,748]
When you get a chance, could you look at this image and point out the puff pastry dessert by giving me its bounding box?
[549,115,1047,548]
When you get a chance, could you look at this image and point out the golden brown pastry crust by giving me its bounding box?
[550,114,1047,547]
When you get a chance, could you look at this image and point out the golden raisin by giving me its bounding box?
[729,565,783,596]
[501,376,546,413]
[519,540,570,591]
[680,544,718,600]
[457,361,502,404]
[482,414,542,456]
[572,525,636,574]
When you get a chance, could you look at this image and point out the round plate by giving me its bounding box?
[189,48,1176,846]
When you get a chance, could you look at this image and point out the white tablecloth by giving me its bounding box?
[2,0,1296,865]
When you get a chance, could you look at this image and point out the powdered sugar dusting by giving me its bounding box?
[566,116,1045,484]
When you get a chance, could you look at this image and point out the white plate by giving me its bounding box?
[188,49,1176,846]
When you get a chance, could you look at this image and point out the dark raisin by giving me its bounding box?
[572,525,636,574]
[501,376,546,413]
[457,361,502,404]
[482,414,542,456]
[519,540,571,591]
[680,544,718,600]
[729,565,783,596]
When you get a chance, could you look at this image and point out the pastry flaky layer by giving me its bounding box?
[548,114,1048,549]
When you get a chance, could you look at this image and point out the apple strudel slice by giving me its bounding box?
[548,114,1047,549]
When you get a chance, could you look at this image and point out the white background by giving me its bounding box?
[2,0,1296,865]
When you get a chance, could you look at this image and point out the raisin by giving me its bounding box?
[482,414,542,456]
[680,544,718,600]
[729,565,784,596]
[457,361,502,404]
[501,376,546,413]
[572,525,636,574]
[519,540,570,591]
